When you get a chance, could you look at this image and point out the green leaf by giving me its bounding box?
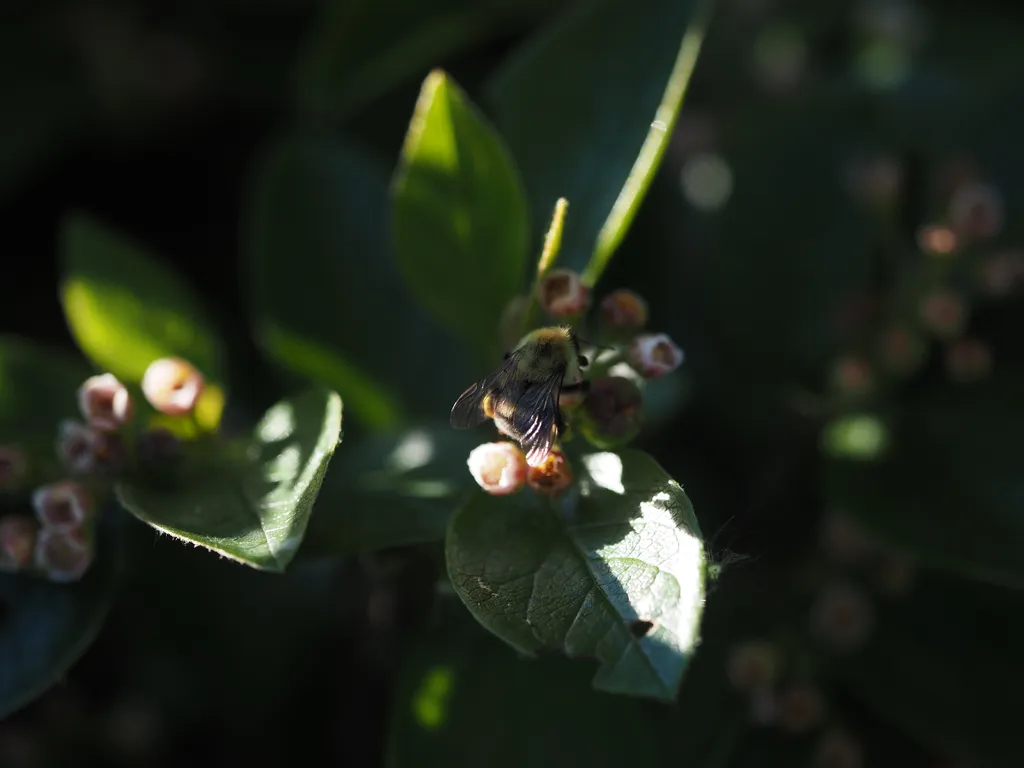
[823,373,1024,589]
[59,213,228,390]
[392,70,529,354]
[290,0,555,124]
[445,449,707,702]
[0,335,90,436]
[116,387,343,572]
[301,424,484,556]
[839,574,1024,766]
[487,0,712,281]
[388,557,772,766]
[0,509,124,719]
[245,137,470,428]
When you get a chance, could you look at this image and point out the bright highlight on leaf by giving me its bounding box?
[446,449,706,702]
[59,214,227,401]
[392,69,530,354]
[116,387,343,572]
[413,665,455,731]
[823,414,888,459]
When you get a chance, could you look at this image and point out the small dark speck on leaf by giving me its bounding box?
[629,619,654,638]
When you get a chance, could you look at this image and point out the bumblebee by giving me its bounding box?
[450,326,590,466]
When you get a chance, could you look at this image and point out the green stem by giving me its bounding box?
[580,0,719,289]
[521,197,570,336]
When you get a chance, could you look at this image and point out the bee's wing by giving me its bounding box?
[450,351,525,429]
[506,371,564,467]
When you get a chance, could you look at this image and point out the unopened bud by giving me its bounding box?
[877,324,926,377]
[978,250,1024,297]
[777,684,826,734]
[628,333,684,378]
[916,224,957,256]
[813,728,864,768]
[949,181,1003,242]
[0,515,37,572]
[830,355,873,395]
[536,269,589,318]
[526,449,573,496]
[599,289,648,330]
[920,291,967,339]
[944,337,992,383]
[35,527,93,583]
[726,640,781,692]
[78,373,133,431]
[578,376,643,449]
[56,420,99,474]
[0,446,27,492]
[810,582,875,652]
[141,357,205,416]
[32,481,92,533]
[467,442,527,496]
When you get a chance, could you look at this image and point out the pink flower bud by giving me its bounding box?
[916,224,957,256]
[141,357,205,416]
[978,249,1024,297]
[56,420,99,474]
[35,526,93,583]
[776,684,826,734]
[526,449,573,496]
[830,355,874,395]
[0,446,27,492]
[580,376,643,449]
[0,515,37,572]
[810,582,875,653]
[726,640,781,692]
[813,728,864,768]
[949,181,1003,242]
[599,289,649,330]
[920,291,967,339]
[467,442,527,496]
[537,269,589,318]
[78,373,133,431]
[944,337,992,383]
[32,480,93,533]
[628,333,684,378]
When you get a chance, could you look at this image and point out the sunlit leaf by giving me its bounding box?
[446,449,707,701]
[116,387,343,572]
[392,70,529,354]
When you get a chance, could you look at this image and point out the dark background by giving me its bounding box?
[2,0,1023,765]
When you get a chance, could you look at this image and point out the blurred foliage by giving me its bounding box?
[0,0,1023,766]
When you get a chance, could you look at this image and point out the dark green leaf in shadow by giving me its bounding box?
[301,424,484,557]
[838,574,1024,767]
[245,137,469,428]
[290,0,556,124]
[487,0,712,279]
[446,449,707,701]
[823,372,1024,589]
[0,508,125,719]
[392,70,529,354]
[0,336,91,437]
[116,387,343,572]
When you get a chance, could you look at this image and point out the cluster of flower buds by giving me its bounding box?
[472,277,685,497]
[827,156,1020,400]
[0,356,208,585]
